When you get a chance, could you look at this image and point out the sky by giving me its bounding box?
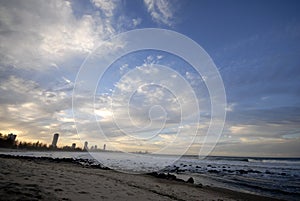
[0,0,300,157]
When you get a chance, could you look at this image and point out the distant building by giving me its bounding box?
[103,144,106,151]
[84,141,88,150]
[71,143,76,149]
[51,133,59,148]
[7,133,17,141]
[94,145,97,150]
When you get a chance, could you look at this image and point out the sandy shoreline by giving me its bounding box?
[0,155,281,201]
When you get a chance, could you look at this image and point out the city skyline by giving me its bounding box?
[0,0,300,157]
[0,132,109,151]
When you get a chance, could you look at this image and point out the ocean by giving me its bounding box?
[1,151,299,200]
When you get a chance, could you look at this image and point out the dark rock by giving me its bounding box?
[147,172,158,177]
[265,170,272,174]
[54,188,63,192]
[158,173,167,179]
[186,177,194,184]
[237,169,248,174]
[166,173,176,180]
[248,169,261,174]
[90,164,110,170]
[208,169,220,173]
[147,172,184,182]
[176,169,185,173]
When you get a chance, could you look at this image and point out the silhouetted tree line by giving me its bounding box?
[0,133,17,148]
[18,141,48,150]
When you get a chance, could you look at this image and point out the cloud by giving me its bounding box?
[80,61,206,153]
[143,0,178,26]
[225,120,300,142]
[211,138,300,157]
[0,1,189,151]
[132,18,142,27]
[0,0,118,70]
[91,0,117,17]
[0,0,135,147]
[0,74,76,143]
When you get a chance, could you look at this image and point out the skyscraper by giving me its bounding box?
[84,141,88,150]
[51,133,59,148]
[7,133,17,141]
[71,143,76,149]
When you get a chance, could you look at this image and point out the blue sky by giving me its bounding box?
[0,0,299,156]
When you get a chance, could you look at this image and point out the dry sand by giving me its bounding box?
[0,155,280,201]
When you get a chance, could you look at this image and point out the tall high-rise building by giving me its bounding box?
[103,144,106,151]
[71,143,76,149]
[84,141,88,150]
[7,133,17,141]
[51,133,59,148]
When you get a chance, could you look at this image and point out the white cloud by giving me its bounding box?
[0,0,184,149]
[226,102,236,112]
[0,75,77,143]
[0,0,118,70]
[86,63,204,152]
[227,123,300,142]
[132,18,142,27]
[229,125,247,134]
[91,0,117,17]
[143,0,177,26]
[119,63,129,74]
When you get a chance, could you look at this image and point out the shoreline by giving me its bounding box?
[0,154,282,201]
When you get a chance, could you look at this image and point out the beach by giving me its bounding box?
[0,155,280,201]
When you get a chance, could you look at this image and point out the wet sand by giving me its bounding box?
[0,155,280,201]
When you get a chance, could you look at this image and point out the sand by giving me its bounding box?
[0,155,281,201]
